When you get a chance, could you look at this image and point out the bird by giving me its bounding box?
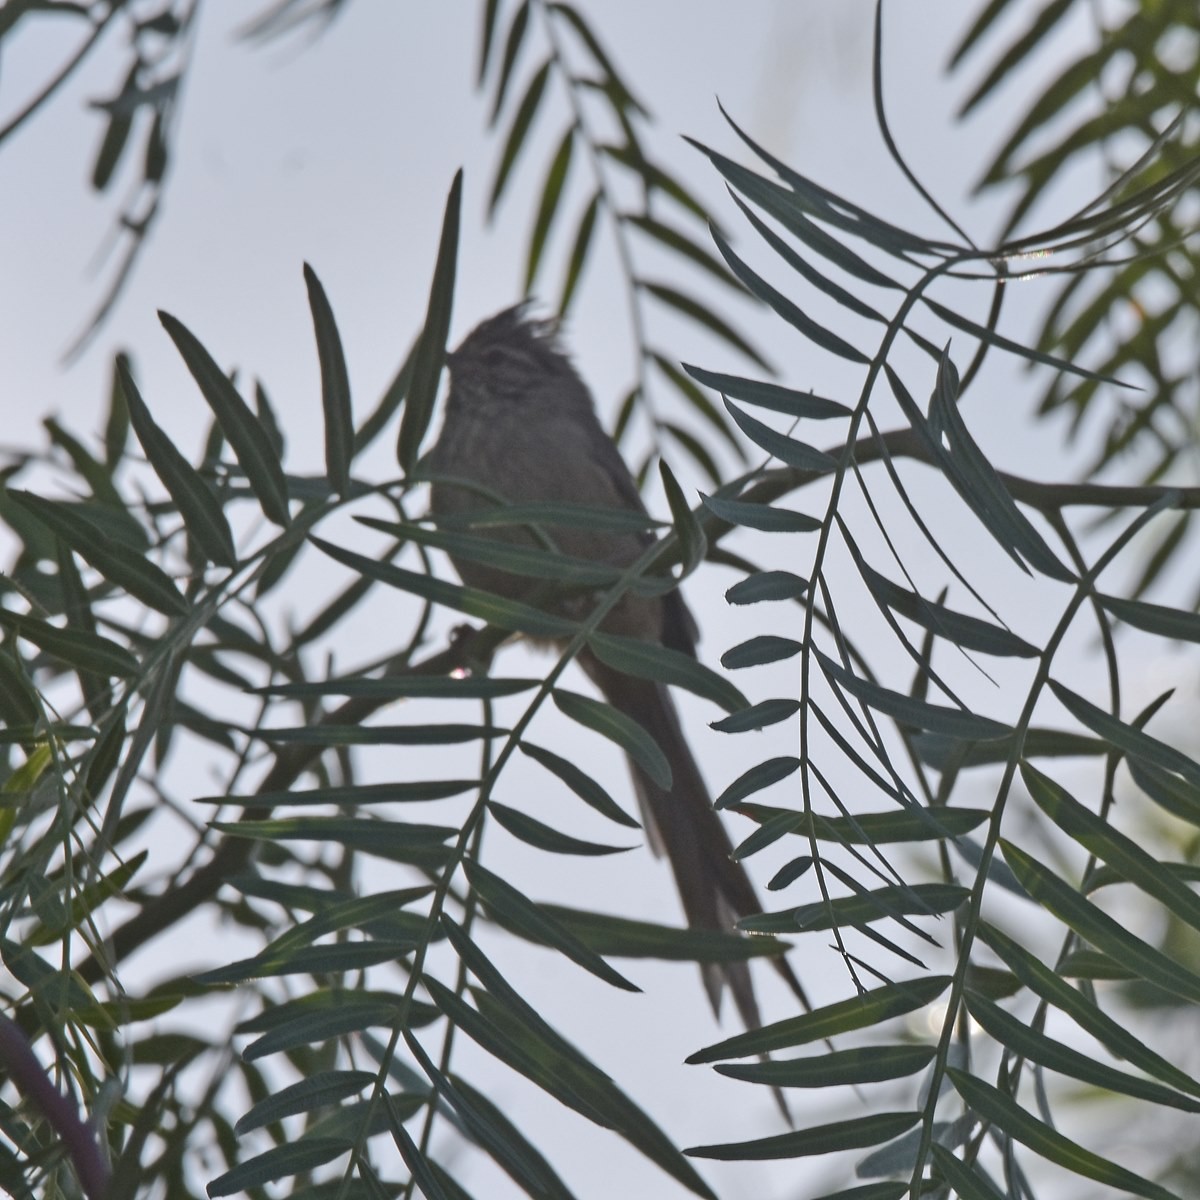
[426,303,805,1029]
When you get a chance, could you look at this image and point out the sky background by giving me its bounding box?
[3,3,1193,1198]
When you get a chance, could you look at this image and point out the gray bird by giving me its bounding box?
[427,304,804,1028]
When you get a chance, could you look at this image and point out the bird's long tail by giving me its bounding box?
[581,655,808,1031]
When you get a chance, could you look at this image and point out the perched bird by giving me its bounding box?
[427,304,803,1028]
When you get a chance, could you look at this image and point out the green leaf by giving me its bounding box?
[684,364,850,420]
[965,990,1200,1113]
[930,1145,1008,1200]
[1001,841,1200,1005]
[715,1044,935,1089]
[948,1070,1182,1200]
[659,457,706,576]
[487,800,632,857]
[587,630,745,712]
[1050,680,1200,788]
[197,943,414,989]
[398,170,461,472]
[159,312,290,526]
[978,921,1200,1098]
[489,59,550,214]
[0,611,137,678]
[724,570,809,604]
[1127,758,1200,828]
[7,491,187,616]
[443,1072,577,1200]
[688,1111,918,1161]
[118,360,236,567]
[257,674,539,702]
[525,126,574,291]
[721,635,802,668]
[711,698,800,733]
[553,687,671,788]
[1022,763,1200,933]
[687,976,951,1063]
[1099,592,1200,643]
[887,362,1072,582]
[747,806,990,845]
[207,1137,351,1196]
[303,263,353,495]
[213,815,455,869]
[701,493,821,532]
[741,881,969,934]
[857,559,1037,657]
[464,859,638,991]
[519,741,639,827]
[714,756,799,808]
[708,224,869,364]
[723,399,837,472]
[436,921,718,1200]
[234,1070,376,1134]
[817,648,1011,740]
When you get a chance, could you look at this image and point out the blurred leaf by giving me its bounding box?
[234,1070,376,1134]
[0,611,137,678]
[312,536,578,638]
[642,281,770,370]
[488,0,530,124]
[7,490,187,616]
[711,698,800,733]
[558,191,600,314]
[525,126,574,291]
[489,59,550,215]
[542,903,791,962]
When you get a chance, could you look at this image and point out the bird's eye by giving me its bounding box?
[482,346,507,371]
